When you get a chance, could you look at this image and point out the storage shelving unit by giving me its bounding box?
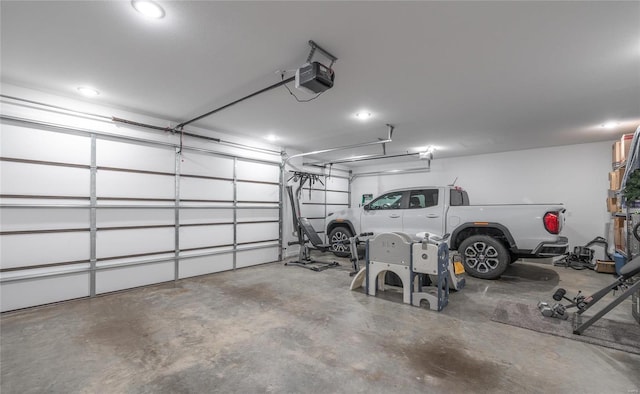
[611,127,640,324]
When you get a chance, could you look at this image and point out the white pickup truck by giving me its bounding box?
[325,186,568,279]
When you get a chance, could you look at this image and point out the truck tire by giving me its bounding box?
[329,227,352,257]
[458,235,509,279]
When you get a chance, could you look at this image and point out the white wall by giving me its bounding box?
[350,142,613,252]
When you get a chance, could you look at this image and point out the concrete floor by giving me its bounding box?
[1,256,639,394]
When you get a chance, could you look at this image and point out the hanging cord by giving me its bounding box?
[281,71,325,103]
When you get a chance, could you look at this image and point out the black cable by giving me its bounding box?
[283,83,324,103]
[553,254,595,270]
[564,256,593,269]
[583,236,613,261]
[280,71,325,103]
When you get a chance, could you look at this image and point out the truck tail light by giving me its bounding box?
[543,212,560,234]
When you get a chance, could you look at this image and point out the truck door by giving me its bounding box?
[361,190,405,235]
[402,189,445,238]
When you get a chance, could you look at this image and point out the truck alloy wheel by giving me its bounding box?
[329,227,352,257]
[458,235,509,279]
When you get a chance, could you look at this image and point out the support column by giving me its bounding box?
[279,161,285,261]
[89,134,97,296]
[233,157,238,270]
[174,147,181,281]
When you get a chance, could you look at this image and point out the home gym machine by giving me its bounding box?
[538,255,640,334]
[284,171,340,272]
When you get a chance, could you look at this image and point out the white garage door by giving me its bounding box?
[298,170,350,243]
[0,116,281,312]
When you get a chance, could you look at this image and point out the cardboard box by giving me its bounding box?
[609,168,625,190]
[613,217,625,250]
[595,260,617,274]
[613,140,622,164]
[621,133,634,162]
[615,225,626,251]
[613,217,625,231]
[609,171,616,190]
[607,197,619,213]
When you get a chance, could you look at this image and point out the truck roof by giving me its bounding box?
[383,185,463,193]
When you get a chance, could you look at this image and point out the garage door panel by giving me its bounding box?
[326,177,349,191]
[237,209,279,222]
[326,191,349,205]
[180,209,233,225]
[237,222,278,244]
[236,247,279,268]
[180,177,233,201]
[236,161,279,183]
[1,208,88,231]
[96,228,174,258]
[179,225,234,249]
[97,172,174,199]
[97,140,175,173]
[300,189,325,204]
[180,153,234,179]
[178,253,233,279]
[0,272,90,312]
[1,124,90,165]
[1,162,89,196]
[1,232,90,269]
[96,261,173,294]
[97,209,173,227]
[237,183,279,202]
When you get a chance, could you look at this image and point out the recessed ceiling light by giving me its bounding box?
[601,121,620,129]
[265,134,278,142]
[354,111,372,120]
[131,0,165,19]
[77,87,100,97]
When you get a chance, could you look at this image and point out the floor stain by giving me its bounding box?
[78,302,166,370]
[500,264,559,286]
[351,367,386,382]
[216,281,283,307]
[380,336,505,391]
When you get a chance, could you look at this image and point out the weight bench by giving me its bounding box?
[571,256,640,334]
[285,217,340,272]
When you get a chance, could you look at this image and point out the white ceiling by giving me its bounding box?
[1,1,639,165]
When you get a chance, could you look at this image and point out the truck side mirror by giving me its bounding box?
[363,203,370,211]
